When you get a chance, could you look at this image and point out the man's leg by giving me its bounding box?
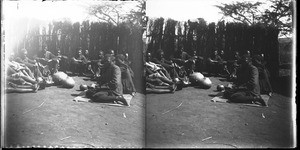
[229,91,254,103]
[229,91,267,106]
[20,73,37,85]
[91,91,130,106]
[7,82,39,92]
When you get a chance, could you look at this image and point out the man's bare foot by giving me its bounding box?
[169,84,177,93]
[117,96,130,106]
[268,92,273,97]
[253,97,268,107]
[32,83,40,92]
[131,91,136,97]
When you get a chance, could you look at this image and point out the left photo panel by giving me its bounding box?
[1,0,146,148]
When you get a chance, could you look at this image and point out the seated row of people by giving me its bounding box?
[6,46,136,96]
[145,48,273,97]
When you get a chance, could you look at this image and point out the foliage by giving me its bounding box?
[87,0,145,27]
[216,0,293,36]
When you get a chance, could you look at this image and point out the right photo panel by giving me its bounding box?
[144,0,296,148]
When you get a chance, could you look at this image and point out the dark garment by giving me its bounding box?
[252,56,273,94]
[227,64,260,103]
[91,91,119,103]
[115,54,136,94]
[230,90,257,103]
[98,63,123,96]
[207,54,226,75]
[90,63,123,103]
[238,65,260,97]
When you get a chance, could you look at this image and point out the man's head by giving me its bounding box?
[214,50,218,56]
[179,47,184,53]
[220,50,224,55]
[246,50,251,56]
[78,50,82,55]
[108,50,115,56]
[9,52,15,61]
[103,54,115,66]
[146,52,151,62]
[234,51,240,58]
[193,50,197,56]
[20,48,28,58]
[157,49,164,59]
[57,48,61,55]
[99,50,104,56]
[84,50,89,55]
[240,55,252,67]
[42,46,48,53]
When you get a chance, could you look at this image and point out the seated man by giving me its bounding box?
[227,51,241,81]
[15,48,43,79]
[8,52,35,80]
[35,46,59,75]
[153,49,179,80]
[56,48,69,72]
[191,50,204,72]
[207,50,230,76]
[223,55,267,106]
[70,48,88,76]
[6,53,39,93]
[83,49,96,76]
[171,47,195,76]
[90,50,105,78]
[85,54,130,106]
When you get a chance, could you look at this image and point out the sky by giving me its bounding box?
[1,0,278,55]
[146,0,272,23]
[2,0,139,56]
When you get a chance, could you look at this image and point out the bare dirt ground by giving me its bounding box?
[4,76,145,148]
[3,75,295,148]
[146,76,295,148]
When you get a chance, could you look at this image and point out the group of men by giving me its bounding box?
[145,47,273,106]
[6,46,60,93]
[6,45,272,106]
[6,46,137,104]
[145,47,204,93]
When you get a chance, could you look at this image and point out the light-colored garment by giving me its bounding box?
[145,61,162,72]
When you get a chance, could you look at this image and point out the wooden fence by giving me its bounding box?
[146,18,280,78]
[15,20,144,91]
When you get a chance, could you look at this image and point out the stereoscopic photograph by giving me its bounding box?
[1,0,296,148]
